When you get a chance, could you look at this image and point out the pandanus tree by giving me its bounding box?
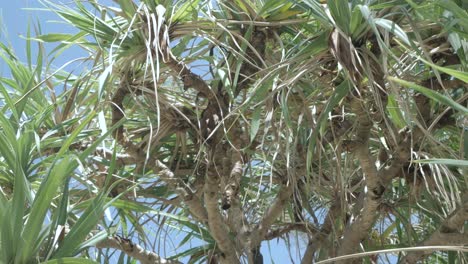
[0,0,467,263]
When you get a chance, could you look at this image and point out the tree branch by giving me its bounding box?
[204,156,238,263]
[163,54,214,99]
[265,222,319,240]
[154,160,208,223]
[251,183,294,248]
[336,99,383,259]
[301,194,343,264]
[401,195,468,263]
[222,134,243,210]
[96,235,181,264]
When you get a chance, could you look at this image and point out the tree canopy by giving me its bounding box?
[0,0,467,263]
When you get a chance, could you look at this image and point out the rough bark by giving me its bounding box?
[335,99,382,260]
[96,236,182,264]
[204,158,239,263]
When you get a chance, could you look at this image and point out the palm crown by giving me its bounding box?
[0,0,466,263]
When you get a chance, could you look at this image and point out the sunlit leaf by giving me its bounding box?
[374,18,411,45]
[413,159,468,167]
[32,33,76,43]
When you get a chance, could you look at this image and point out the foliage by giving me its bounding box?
[0,0,467,263]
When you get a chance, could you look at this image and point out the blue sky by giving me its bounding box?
[0,0,85,74]
[0,1,305,263]
[0,0,38,55]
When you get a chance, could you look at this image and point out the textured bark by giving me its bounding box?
[96,236,181,264]
[154,160,208,223]
[222,132,243,210]
[336,193,381,260]
[336,99,382,260]
[164,55,214,99]
[228,197,249,253]
[222,158,242,210]
[204,156,238,263]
